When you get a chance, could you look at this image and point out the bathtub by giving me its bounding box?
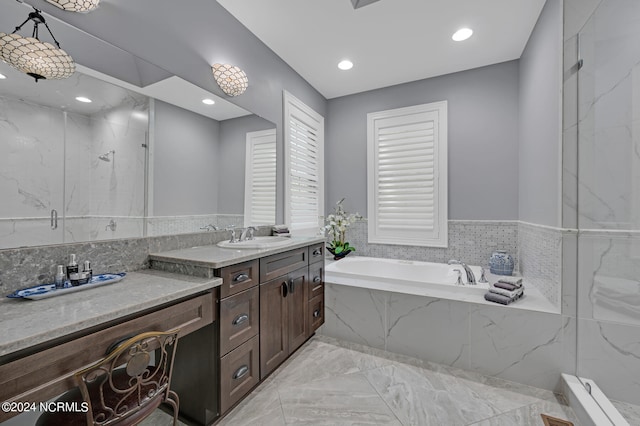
[325,256,490,303]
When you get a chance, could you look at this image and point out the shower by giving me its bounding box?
[98,150,115,162]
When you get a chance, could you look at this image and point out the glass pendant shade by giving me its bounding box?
[46,0,100,12]
[0,33,75,81]
[212,63,249,97]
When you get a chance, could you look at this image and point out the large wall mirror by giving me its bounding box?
[0,60,277,250]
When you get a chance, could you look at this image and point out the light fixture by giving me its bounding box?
[0,73,6,79]
[0,8,75,82]
[211,63,248,97]
[45,0,100,13]
[75,96,92,103]
[202,98,215,105]
[452,28,473,42]
[338,60,354,70]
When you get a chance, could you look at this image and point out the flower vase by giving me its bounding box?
[327,247,352,260]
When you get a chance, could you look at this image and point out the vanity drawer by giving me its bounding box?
[308,243,325,264]
[0,292,214,421]
[308,294,325,335]
[260,247,307,282]
[219,287,259,356]
[308,263,324,301]
[217,259,259,298]
[220,335,260,414]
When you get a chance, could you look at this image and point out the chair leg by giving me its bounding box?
[166,390,180,426]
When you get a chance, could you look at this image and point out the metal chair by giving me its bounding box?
[37,330,181,426]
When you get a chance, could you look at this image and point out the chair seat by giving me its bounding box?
[37,368,164,426]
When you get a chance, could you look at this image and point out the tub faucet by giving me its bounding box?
[448,259,476,285]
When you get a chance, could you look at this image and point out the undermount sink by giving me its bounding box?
[217,236,293,249]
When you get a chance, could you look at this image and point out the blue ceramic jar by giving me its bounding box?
[489,250,514,276]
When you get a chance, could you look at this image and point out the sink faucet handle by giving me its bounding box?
[226,226,239,243]
[247,226,256,240]
[479,267,488,283]
[453,269,464,285]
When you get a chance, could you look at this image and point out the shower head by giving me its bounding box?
[99,150,115,162]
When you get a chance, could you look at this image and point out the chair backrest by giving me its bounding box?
[74,330,180,426]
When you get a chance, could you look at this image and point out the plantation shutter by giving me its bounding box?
[244,129,277,226]
[284,91,324,235]
[367,101,448,247]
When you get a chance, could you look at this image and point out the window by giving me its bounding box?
[367,101,448,247]
[244,128,277,226]
[284,91,324,235]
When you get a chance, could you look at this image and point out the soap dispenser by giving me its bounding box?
[66,254,79,279]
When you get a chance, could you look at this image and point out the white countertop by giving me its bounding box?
[149,236,326,269]
[0,269,221,358]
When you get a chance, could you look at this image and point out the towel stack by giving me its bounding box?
[272,224,291,237]
[484,276,524,305]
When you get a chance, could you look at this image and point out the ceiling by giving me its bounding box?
[217,0,547,99]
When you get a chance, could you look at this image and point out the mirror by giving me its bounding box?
[0,60,277,250]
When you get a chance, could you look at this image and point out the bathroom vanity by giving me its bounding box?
[148,236,325,424]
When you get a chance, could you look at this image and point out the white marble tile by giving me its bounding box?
[562,233,578,316]
[467,397,579,426]
[278,373,401,425]
[322,283,387,349]
[611,399,640,426]
[563,0,602,40]
[218,379,285,426]
[386,292,470,369]
[578,318,640,406]
[468,306,565,391]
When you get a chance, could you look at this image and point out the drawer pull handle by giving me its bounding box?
[282,281,288,298]
[313,276,321,283]
[312,248,322,256]
[232,314,249,326]
[313,309,321,318]
[233,273,250,282]
[288,278,294,294]
[233,365,249,380]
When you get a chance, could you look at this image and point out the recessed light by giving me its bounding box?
[202,98,215,105]
[0,73,6,79]
[75,96,92,103]
[452,28,473,42]
[338,60,354,71]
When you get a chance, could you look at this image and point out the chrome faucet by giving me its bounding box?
[448,259,476,285]
[225,225,239,243]
[240,226,256,241]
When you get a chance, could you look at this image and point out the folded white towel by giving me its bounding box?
[498,276,523,288]
[489,285,524,299]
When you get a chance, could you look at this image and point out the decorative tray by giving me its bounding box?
[6,273,126,300]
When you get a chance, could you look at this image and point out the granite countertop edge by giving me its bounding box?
[148,236,326,269]
[0,269,222,358]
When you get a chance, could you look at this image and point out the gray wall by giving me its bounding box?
[153,100,220,216]
[218,115,277,214]
[518,0,563,227]
[326,61,520,220]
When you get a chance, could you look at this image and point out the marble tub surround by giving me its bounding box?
[0,226,272,296]
[320,283,570,391]
[0,269,221,358]
[149,235,325,270]
[217,335,579,426]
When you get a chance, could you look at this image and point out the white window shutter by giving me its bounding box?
[367,101,448,247]
[244,129,277,226]
[284,91,324,235]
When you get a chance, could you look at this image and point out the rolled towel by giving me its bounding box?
[498,276,523,288]
[494,281,518,291]
[484,292,513,305]
[490,286,524,299]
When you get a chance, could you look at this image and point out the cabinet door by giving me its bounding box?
[287,267,309,352]
[259,277,289,379]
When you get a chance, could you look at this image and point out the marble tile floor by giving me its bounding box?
[611,400,640,426]
[149,335,579,426]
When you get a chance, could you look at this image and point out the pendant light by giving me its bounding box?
[212,63,249,97]
[0,8,75,82]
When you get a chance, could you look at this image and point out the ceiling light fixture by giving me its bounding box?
[0,8,75,82]
[211,63,248,97]
[202,98,215,105]
[0,73,6,79]
[338,60,353,70]
[46,0,100,13]
[75,96,92,103]
[452,28,473,42]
